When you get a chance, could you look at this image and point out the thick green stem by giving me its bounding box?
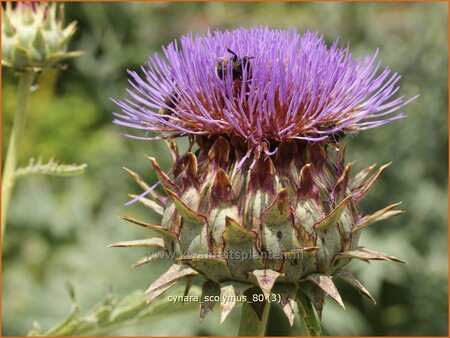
[238,301,270,336]
[2,72,36,243]
[297,289,321,336]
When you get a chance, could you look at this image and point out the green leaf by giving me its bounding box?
[302,274,345,309]
[251,269,281,299]
[261,189,300,261]
[272,283,299,326]
[108,237,165,249]
[145,264,198,302]
[109,290,147,322]
[14,157,87,179]
[200,280,220,321]
[333,269,376,304]
[166,188,210,255]
[334,247,407,264]
[297,288,321,336]
[219,281,252,323]
[223,216,264,279]
[30,285,202,336]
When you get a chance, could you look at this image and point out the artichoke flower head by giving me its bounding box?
[2,1,82,72]
[112,28,416,325]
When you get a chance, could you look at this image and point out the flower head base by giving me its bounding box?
[113,27,416,163]
[2,2,83,72]
[112,28,415,326]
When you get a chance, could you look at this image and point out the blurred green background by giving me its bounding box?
[2,2,448,336]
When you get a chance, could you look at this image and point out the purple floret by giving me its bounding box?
[112,27,417,151]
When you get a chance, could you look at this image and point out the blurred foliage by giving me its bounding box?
[2,2,447,336]
[27,285,203,336]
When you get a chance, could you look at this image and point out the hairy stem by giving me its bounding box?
[297,289,321,336]
[1,72,36,243]
[238,300,270,336]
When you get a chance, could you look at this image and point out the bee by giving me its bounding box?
[215,48,254,81]
[317,122,346,144]
[158,91,179,116]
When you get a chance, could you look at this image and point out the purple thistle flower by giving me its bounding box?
[113,27,416,154]
[112,27,416,329]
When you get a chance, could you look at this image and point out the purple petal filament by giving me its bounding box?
[113,27,417,151]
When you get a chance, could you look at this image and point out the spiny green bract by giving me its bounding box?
[111,136,405,325]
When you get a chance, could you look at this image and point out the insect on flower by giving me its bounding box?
[158,91,179,116]
[317,122,347,144]
[215,48,254,81]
